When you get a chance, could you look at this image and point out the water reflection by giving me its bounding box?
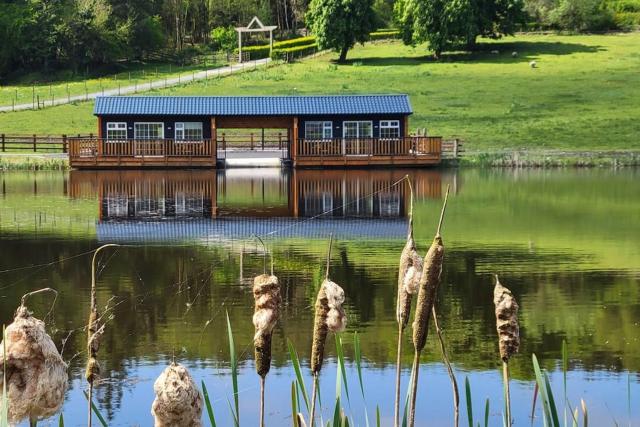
[67,169,452,241]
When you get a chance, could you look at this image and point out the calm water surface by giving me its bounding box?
[0,168,639,426]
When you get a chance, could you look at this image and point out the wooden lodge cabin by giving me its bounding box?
[69,95,443,169]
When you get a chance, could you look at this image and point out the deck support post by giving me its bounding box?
[211,117,217,165]
[292,117,299,166]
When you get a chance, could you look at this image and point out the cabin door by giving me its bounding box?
[134,122,165,157]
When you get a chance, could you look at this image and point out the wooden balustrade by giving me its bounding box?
[297,137,442,157]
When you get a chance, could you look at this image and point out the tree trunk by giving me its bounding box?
[338,46,349,63]
[465,34,478,51]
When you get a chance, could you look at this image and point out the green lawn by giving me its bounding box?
[1,33,639,151]
[0,58,227,109]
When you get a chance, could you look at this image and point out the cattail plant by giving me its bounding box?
[493,275,520,427]
[151,362,203,426]
[86,244,118,427]
[0,289,67,425]
[253,272,281,427]
[408,185,450,427]
[309,235,347,427]
[394,177,423,427]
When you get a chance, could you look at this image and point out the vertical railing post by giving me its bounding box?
[33,134,37,152]
[261,128,265,151]
[62,134,67,153]
[250,132,254,150]
[1,134,4,152]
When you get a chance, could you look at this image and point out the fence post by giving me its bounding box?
[453,139,458,158]
[1,134,4,152]
[261,128,265,150]
[250,133,254,150]
[33,134,37,152]
[278,132,282,150]
[62,134,67,153]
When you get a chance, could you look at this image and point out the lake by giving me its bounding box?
[0,167,639,426]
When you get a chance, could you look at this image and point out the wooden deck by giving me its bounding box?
[69,136,444,169]
[293,136,442,167]
[69,138,217,168]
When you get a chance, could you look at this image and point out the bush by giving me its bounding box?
[613,10,640,27]
[369,30,400,40]
[210,26,236,52]
[550,0,614,30]
[271,43,319,61]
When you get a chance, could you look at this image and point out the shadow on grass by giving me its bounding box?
[343,41,606,66]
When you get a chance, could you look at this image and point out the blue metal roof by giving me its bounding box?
[93,95,412,116]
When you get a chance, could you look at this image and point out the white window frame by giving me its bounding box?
[380,120,400,139]
[106,122,127,142]
[175,122,204,142]
[134,122,164,140]
[305,121,333,140]
[342,121,373,138]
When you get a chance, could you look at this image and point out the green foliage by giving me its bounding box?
[202,380,217,427]
[369,30,401,40]
[549,0,614,30]
[210,27,237,53]
[465,377,473,427]
[532,354,560,427]
[306,0,376,62]
[226,312,240,427]
[395,0,525,56]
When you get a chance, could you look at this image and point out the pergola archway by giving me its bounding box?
[235,16,278,63]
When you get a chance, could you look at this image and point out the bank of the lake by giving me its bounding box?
[0,33,638,154]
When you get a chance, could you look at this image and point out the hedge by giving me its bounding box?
[369,30,401,40]
[271,44,319,61]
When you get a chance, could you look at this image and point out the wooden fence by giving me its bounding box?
[0,134,92,153]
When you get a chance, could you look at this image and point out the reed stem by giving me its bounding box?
[437,185,451,237]
[432,305,459,427]
[88,383,93,427]
[408,350,421,427]
[394,323,404,427]
[325,234,333,280]
[260,376,266,427]
[503,361,512,427]
[309,373,318,427]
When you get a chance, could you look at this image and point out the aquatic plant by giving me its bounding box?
[408,185,449,427]
[86,244,118,427]
[253,272,281,426]
[309,235,347,427]
[151,362,203,426]
[493,275,520,426]
[0,289,67,426]
[394,177,423,427]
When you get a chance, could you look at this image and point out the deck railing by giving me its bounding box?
[297,137,442,157]
[69,138,215,159]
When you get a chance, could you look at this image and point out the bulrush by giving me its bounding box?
[494,275,520,427]
[408,186,449,427]
[151,362,203,427]
[309,235,347,427]
[253,273,281,426]
[0,297,68,425]
[394,177,423,427]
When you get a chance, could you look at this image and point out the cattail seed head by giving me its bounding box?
[493,277,520,362]
[151,362,203,427]
[412,235,444,352]
[253,274,281,378]
[311,279,347,374]
[0,306,68,424]
[397,235,423,329]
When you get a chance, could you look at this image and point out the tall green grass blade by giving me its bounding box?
[354,332,364,399]
[333,398,341,427]
[573,408,579,427]
[401,367,413,427]
[202,380,217,427]
[580,400,587,427]
[531,382,539,427]
[58,413,64,427]
[484,398,490,427]
[288,339,310,412]
[376,406,381,427]
[562,340,568,427]
[226,311,239,427]
[291,381,299,427]
[544,371,561,427]
[465,377,473,427]
[227,398,239,427]
[335,334,350,403]
[82,390,108,427]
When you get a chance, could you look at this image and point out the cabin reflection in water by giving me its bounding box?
[69,169,451,240]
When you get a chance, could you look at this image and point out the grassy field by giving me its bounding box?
[0,33,638,152]
[0,58,227,108]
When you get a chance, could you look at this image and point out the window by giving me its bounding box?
[134,122,164,140]
[305,121,332,139]
[380,120,400,139]
[342,121,372,138]
[175,122,203,141]
[106,122,127,142]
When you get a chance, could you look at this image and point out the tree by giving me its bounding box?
[395,0,525,57]
[306,0,376,62]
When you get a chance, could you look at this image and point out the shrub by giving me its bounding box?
[210,26,236,52]
[271,44,319,61]
[369,30,400,40]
